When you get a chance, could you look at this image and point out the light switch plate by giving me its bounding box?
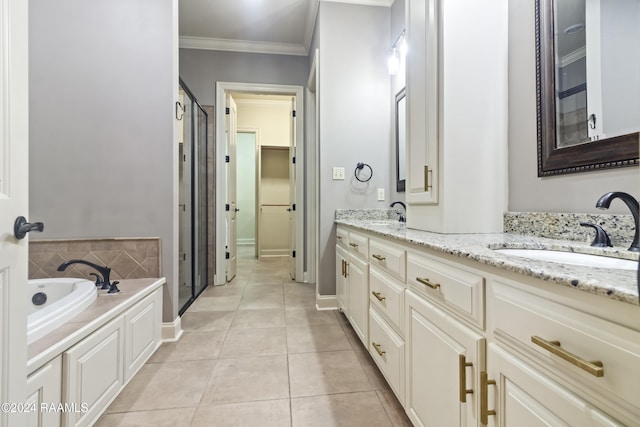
[377,188,385,201]
[332,167,345,180]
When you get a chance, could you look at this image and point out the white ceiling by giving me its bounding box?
[179,0,394,56]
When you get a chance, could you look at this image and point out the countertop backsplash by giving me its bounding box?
[504,212,636,248]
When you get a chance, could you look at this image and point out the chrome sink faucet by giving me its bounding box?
[390,201,406,222]
[57,259,120,293]
[595,192,640,252]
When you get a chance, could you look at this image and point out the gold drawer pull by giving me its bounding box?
[344,261,349,278]
[372,254,386,261]
[459,355,473,403]
[416,277,441,290]
[372,342,386,356]
[480,371,496,425]
[424,165,433,191]
[349,242,359,248]
[372,291,386,302]
[531,336,604,377]
[341,259,346,277]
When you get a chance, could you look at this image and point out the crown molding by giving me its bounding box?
[179,36,308,56]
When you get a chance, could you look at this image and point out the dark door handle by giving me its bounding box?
[234,208,240,212]
[14,216,44,240]
[286,208,292,212]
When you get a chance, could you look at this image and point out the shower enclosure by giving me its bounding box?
[178,79,208,314]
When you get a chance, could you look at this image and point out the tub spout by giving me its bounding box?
[57,260,120,293]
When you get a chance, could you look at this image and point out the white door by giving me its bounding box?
[225,94,238,281]
[288,98,297,279]
[585,0,603,141]
[0,0,29,423]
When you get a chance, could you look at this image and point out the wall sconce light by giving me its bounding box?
[388,30,406,75]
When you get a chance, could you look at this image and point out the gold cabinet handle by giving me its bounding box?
[424,165,433,191]
[480,371,496,425]
[372,254,386,261]
[372,291,386,302]
[531,336,604,377]
[344,261,349,277]
[349,242,359,248]
[459,355,473,403]
[372,342,386,356]
[341,259,346,277]
[416,277,441,290]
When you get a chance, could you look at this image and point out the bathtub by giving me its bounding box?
[27,278,98,344]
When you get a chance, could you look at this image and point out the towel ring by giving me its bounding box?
[354,162,373,182]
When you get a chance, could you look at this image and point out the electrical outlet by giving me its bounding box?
[377,188,385,201]
[332,167,345,180]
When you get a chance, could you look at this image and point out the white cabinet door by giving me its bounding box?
[406,0,439,205]
[405,289,485,427]
[63,316,125,427]
[486,343,624,427]
[26,356,62,427]
[124,290,161,382]
[335,244,349,312]
[347,255,369,347]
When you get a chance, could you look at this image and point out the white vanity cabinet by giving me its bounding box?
[334,224,640,426]
[335,227,370,347]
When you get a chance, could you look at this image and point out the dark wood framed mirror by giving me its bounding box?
[396,87,406,192]
[536,0,639,176]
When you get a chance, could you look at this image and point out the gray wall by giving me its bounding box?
[318,2,391,295]
[29,0,178,321]
[389,0,406,203]
[507,0,638,214]
[179,50,309,106]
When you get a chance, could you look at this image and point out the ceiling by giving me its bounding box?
[179,0,393,56]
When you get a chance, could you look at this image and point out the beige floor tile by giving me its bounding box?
[219,327,287,358]
[181,311,235,331]
[376,390,413,427]
[106,360,215,412]
[94,408,195,427]
[231,308,286,329]
[284,282,315,296]
[239,292,285,310]
[288,350,374,397]
[200,355,290,405]
[201,283,246,297]
[191,399,291,427]
[189,295,242,312]
[286,324,352,354]
[148,331,226,363]
[291,391,393,427]
[284,293,317,308]
[285,307,339,326]
[243,283,284,296]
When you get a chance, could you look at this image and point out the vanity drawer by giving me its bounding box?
[407,251,484,328]
[336,226,349,248]
[369,238,406,282]
[370,267,405,333]
[369,307,405,405]
[492,279,640,410]
[348,231,369,260]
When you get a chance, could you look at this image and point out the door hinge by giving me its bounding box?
[183,154,187,162]
[292,250,296,258]
[225,155,230,163]
[292,156,296,164]
[225,107,230,115]
[225,204,230,211]
[225,252,230,259]
[292,204,296,211]
[292,110,296,117]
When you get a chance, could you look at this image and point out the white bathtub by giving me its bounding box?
[27,278,98,344]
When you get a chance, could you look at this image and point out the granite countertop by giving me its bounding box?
[335,219,639,306]
[27,277,165,374]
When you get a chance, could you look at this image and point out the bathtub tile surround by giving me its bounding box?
[504,211,636,248]
[28,238,161,280]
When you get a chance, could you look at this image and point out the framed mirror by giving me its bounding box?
[396,88,406,191]
[536,0,639,176]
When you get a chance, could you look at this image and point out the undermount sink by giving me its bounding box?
[494,248,638,271]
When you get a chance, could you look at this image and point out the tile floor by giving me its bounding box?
[96,246,412,426]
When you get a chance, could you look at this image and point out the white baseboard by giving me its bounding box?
[315,293,337,311]
[237,238,255,246]
[161,317,183,342]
